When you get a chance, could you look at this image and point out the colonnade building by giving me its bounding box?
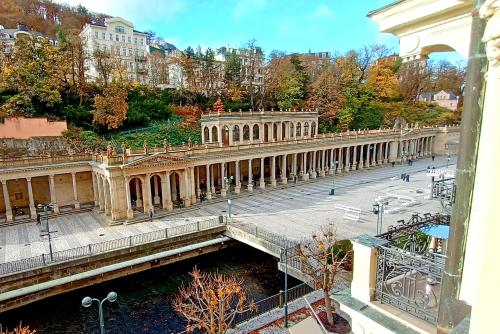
[0,110,459,224]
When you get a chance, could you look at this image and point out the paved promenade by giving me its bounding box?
[0,156,454,263]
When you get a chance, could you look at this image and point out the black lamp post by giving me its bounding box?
[329,161,338,195]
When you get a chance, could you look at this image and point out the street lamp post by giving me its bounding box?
[280,247,289,328]
[373,202,388,235]
[37,203,56,262]
[224,176,234,223]
[82,292,118,334]
[446,154,451,168]
[329,161,338,195]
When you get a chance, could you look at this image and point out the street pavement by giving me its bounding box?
[0,156,455,263]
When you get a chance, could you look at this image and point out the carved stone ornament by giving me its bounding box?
[480,0,500,67]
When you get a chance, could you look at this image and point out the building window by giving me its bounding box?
[123,48,127,56]
[115,34,119,41]
[109,33,112,40]
[129,48,132,56]
[101,32,105,39]
[134,38,137,44]
[128,36,131,43]
[115,26,125,33]
[140,39,143,45]
[94,31,98,38]
[122,35,125,42]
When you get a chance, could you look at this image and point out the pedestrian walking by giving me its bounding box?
[148,208,154,222]
[406,174,410,182]
[36,213,41,225]
[432,154,435,161]
[391,161,395,167]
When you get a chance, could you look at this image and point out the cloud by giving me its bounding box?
[232,0,267,19]
[312,4,335,18]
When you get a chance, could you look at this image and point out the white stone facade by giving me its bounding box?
[80,17,149,83]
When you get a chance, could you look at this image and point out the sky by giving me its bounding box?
[55,0,463,62]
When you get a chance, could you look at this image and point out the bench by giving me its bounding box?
[335,204,363,215]
[343,212,360,223]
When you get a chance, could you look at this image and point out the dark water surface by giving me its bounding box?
[1,243,299,334]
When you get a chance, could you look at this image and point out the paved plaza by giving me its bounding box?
[0,156,455,263]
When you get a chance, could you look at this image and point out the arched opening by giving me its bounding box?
[311,122,316,137]
[264,124,269,142]
[304,122,309,137]
[212,126,218,142]
[204,127,209,142]
[233,125,240,142]
[150,174,162,208]
[296,123,302,137]
[129,177,143,212]
[222,125,230,146]
[104,180,112,215]
[290,123,294,138]
[281,123,286,140]
[253,124,260,140]
[170,171,184,207]
[243,125,250,141]
[273,123,278,141]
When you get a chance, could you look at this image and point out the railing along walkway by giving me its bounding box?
[0,217,226,277]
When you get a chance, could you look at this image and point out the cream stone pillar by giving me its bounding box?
[217,126,223,146]
[293,153,298,176]
[344,147,350,172]
[210,165,216,195]
[267,123,273,142]
[71,172,80,209]
[337,148,343,173]
[358,145,364,169]
[310,151,316,178]
[302,152,308,180]
[277,122,283,141]
[91,173,98,207]
[384,142,390,162]
[195,166,201,199]
[228,125,234,146]
[220,163,227,197]
[319,150,326,176]
[1,180,13,222]
[48,175,59,213]
[235,161,241,193]
[182,169,191,208]
[269,156,276,187]
[259,157,265,189]
[372,143,377,165]
[352,146,357,170]
[26,177,36,218]
[103,179,111,216]
[281,155,288,184]
[144,174,154,213]
[351,235,387,304]
[96,176,104,210]
[124,177,134,218]
[163,172,173,210]
[328,148,335,175]
[247,159,253,191]
[208,126,213,143]
[205,164,212,199]
[135,178,143,208]
[190,167,196,204]
[259,124,264,143]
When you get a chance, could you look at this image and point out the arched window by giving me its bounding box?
[233,125,240,142]
[296,123,302,137]
[290,123,294,137]
[243,125,250,140]
[311,122,316,136]
[253,124,260,140]
[212,126,218,142]
[304,122,309,137]
[204,127,209,142]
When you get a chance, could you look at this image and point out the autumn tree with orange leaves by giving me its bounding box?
[92,85,128,129]
[173,268,256,334]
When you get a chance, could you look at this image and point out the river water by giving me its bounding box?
[0,243,298,334]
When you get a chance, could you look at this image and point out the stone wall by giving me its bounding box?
[0,137,69,157]
[433,127,461,155]
[0,117,67,139]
